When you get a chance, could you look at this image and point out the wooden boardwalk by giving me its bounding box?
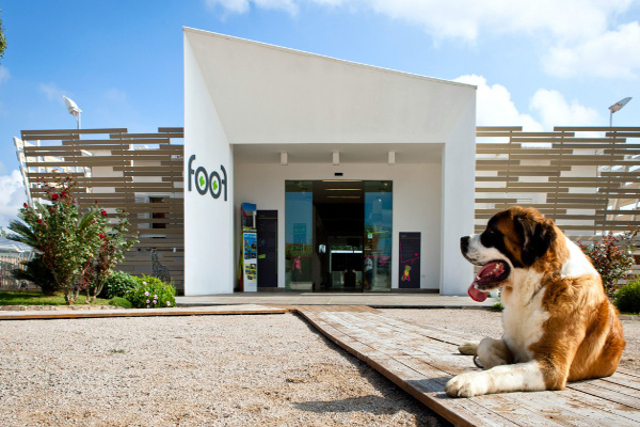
[296,306,640,427]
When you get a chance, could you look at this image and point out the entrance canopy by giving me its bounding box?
[184,28,477,296]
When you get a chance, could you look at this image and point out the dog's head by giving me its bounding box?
[461,206,557,301]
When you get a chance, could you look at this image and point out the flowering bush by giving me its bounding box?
[124,275,176,309]
[79,205,138,303]
[614,280,640,314]
[8,178,103,304]
[579,232,635,298]
[7,176,137,304]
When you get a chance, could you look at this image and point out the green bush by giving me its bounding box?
[103,271,138,299]
[124,275,176,308]
[108,297,132,308]
[615,281,640,314]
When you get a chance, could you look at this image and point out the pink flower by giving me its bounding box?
[144,291,149,296]
[166,301,171,306]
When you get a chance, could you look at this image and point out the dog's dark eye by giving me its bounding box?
[481,229,500,247]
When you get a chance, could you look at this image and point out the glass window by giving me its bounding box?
[285,181,313,290]
[364,181,393,291]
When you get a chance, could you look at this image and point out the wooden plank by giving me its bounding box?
[22,128,128,135]
[0,304,287,321]
[477,126,523,132]
[554,126,640,132]
[296,309,640,427]
[296,308,518,427]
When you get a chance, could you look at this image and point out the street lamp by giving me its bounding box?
[62,95,82,129]
[609,97,632,126]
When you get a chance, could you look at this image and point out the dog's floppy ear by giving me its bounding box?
[516,215,556,266]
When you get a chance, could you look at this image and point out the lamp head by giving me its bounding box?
[62,96,82,116]
[609,97,632,113]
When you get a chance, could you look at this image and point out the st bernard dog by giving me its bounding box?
[446,206,626,398]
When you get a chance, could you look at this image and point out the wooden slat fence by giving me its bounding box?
[476,127,640,239]
[16,128,184,291]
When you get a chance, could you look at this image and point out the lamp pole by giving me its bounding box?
[62,96,82,129]
[609,97,632,127]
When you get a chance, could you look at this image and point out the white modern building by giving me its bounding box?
[184,28,476,296]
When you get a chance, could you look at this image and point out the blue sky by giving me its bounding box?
[0,0,639,227]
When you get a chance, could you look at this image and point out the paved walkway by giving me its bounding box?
[176,292,497,309]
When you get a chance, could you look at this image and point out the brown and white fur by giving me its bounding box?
[446,206,626,398]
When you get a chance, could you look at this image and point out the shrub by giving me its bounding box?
[125,275,176,308]
[8,179,103,304]
[7,176,138,304]
[579,233,635,298]
[11,256,56,295]
[614,281,640,314]
[109,297,132,309]
[102,270,138,299]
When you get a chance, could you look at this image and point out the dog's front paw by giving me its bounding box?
[458,341,479,355]
[445,372,488,398]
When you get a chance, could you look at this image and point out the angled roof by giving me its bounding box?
[184,28,476,145]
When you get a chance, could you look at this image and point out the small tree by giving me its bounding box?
[0,9,7,63]
[79,207,138,303]
[579,231,635,298]
[8,178,102,304]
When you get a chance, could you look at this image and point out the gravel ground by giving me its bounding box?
[1,309,637,427]
[0,313,447,427]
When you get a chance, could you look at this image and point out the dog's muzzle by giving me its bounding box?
[460,236,470,254]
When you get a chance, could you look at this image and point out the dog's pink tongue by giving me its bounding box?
[468,284,488,302]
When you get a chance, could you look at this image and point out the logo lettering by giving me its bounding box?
[188,154,227,201]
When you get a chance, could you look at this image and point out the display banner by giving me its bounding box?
[399,232,421,289]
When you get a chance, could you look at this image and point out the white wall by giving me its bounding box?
[234,160,442,290]
[184,28,476,295]
[184,32,235,295]
[439,97,476,295]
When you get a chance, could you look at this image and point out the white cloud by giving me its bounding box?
[454,75,543,131]
[454,75,601,131]
[205,0,632,41]
[544,22,640,78]
[0,66,9,84]
[530,89,601,129]
[0,171,27,230]
[204,0,299,15]
[39,83,66,102]
[105,88,128,103]
[203,0,640,78]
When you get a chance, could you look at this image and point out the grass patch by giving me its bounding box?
[0,291,130,308]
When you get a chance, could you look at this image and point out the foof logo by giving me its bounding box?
[188,154,227,201]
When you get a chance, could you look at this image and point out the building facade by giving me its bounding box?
[183,28,477,295]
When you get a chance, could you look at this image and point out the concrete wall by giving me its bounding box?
[234,160,442,291]
[184,32,235,295]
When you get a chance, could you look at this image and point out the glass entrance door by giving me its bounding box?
[364,181,393,292]
[285,180,392,292]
